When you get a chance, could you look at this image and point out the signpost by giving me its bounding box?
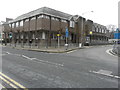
[65,28,69,50]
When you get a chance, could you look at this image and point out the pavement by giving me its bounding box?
[1,43,111,53]
[1,44,119,88]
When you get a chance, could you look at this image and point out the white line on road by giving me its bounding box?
[106,49,118,57]
[3,51,64,67]
[21,55,64,67]
[90,70,120,79]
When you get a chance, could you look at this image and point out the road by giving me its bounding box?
[0,45,119,88]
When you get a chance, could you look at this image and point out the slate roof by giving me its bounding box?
[12,7,72,22]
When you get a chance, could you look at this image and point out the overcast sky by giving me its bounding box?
[0,0,119,27]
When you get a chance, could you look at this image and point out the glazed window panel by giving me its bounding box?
[61,19,67,23]
[16,22,19,27]
[38,15,43,18]
[20,21,23,26]
[25,19,29,22]
[31,17,36,20]
[9,24,11,27]
[12,23,15,28]
[70,21,75,28]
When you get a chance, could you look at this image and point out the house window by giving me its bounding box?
[61,19,67,23]
[20,21,23,26]
[25,19,29,22]
[9,24,11,27]
[96,27,98,32]
[38,15,43,18]
[42,32,46,39]
[12,23,15,28]
[16,22,19,27]
[45,15,50,19]
[70,21,75,28]
[31,17,36,20]
[51,17,55,20]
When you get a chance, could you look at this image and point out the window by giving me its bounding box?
[9,24,11,27]
[42,32,45,39]
[45,15,50,19]
[25,19,29,22]
[55,18,59,21]
[61,19,67,23]
[38,15,43,18]
[20,21,23,26]
[51,17,59,21]
[70,21,75,28]
[12,23,15,28]
[96,27,98,32]
[31,17,36,20]
[92,26,95,32]
[104,30,106,33]
[16,22,19,27]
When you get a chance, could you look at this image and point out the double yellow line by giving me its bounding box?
[0,72,28,90]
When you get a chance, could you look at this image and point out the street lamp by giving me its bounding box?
[81,11,94,47]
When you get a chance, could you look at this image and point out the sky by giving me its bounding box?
[0,0,119,27]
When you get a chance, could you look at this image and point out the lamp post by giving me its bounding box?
[81,11,94,47]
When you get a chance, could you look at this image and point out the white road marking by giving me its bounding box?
[35,58,64,67]
[106,49,118,57]
[3,51,64,67]
[90,70,120,79]
[67,50,77,53]
[21,55,64,67]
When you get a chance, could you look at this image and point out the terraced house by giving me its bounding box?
[2,7,109,47]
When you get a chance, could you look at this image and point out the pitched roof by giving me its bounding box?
[13,7,72,22]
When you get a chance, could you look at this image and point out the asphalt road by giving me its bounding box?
[1,45,119,88]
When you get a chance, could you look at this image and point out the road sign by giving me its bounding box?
[65,28,69,38]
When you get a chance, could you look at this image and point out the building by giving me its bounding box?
[2,7,109,47]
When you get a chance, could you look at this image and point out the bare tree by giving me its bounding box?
[106,24,117,39]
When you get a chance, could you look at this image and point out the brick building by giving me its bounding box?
[2,7,109,47]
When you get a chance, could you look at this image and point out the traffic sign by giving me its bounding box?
[65,28,69,38]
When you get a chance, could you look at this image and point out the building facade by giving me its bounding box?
[2,7,109,47]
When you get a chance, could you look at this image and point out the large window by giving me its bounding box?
[12,23,15,28]
[25,19,29,22]
[42,32,46,39]
[70,21,75,28]
[20,21,23,26]
[31,17,36,20]
[61,19,67,23]
[16,22,19,27]
[102,29,104,33]
[9,24,11,27]
[96,27,98,32]
[38,15,50,19]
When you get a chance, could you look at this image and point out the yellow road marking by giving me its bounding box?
[0,72,28,90]
[0,76,18,88]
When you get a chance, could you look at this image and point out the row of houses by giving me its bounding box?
[2,7,109,47]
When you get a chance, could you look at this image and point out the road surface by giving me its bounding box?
[0,45,119,88]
